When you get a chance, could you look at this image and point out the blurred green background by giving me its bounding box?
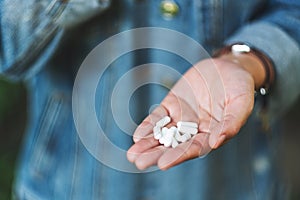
[0,77,299,199]
[0,77,26,200]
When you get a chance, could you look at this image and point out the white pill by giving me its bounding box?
[170,126,177,131]
[167,127,176,137]
[178,125,198,135]
[164,128,176,147]
[183,133,191,140]
[180,135,187,142]
[163,139,172,147]
[154,118,198,147]
[153,126,161,134]
[179,133,191,143]
[153,125,160,133]
[161,127,168,136]
[153,126,161,140]
[175,130,183,142]
[164,139,172,147]
[177,121,198,128]
[172,138,179,148]
[154,132,162,140]
[156,116,171,127]
[159,137,166,145]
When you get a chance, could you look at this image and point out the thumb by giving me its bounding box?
[209,94,254,149]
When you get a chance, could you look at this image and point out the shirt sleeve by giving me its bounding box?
[0,0,109,81]
[225,0,300,123]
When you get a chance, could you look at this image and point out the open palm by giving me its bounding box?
[127,58,255,170]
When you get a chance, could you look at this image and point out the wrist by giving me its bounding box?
[218,53,266,90]
[214,43,275,95]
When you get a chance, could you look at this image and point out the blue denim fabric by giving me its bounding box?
[1,0,300,199]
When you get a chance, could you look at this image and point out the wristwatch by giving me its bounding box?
[214,43,275,96]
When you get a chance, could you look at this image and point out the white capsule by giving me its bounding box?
[178,125,198,135]
[161,127,168,136]
[170,126,177,131]
[164,128,176,147]
[165,129,176,139]
[164,139,172,147]
[154,132,162,140]
[166,128,176,138]
[159,127,171,145]
[153,125,160,133]
[179,133,191,143]
[159,137,166,145]
[163,138,172,147]
[175,130,183,142]
[177,121,198,128]
[180,135,186,142]
[153,126,161,140]
[172,138,179,148]
[183,133,191,140]
[156,116,171,127]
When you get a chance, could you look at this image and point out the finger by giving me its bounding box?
[134,145,166,170]
[157,132,210,170]
[133,105,169,143]
[127,137,159,163]
[209,93,254,149]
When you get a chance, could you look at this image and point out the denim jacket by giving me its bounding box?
[1,0,300,199]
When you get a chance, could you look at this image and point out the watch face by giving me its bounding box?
[231,44,251,53]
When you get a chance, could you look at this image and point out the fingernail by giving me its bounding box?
[127,150,138,163]
[133,136,141,143]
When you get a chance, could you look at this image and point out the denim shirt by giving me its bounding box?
[1,0,300,199]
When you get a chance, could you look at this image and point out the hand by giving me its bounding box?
[127,56,258,170]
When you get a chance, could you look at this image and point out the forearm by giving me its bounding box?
[215,47,268,91]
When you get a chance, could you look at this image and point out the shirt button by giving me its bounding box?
[160,0,179,19]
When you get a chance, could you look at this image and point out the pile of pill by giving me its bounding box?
[153,116,198,148]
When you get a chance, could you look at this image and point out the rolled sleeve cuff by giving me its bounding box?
[225,22,300,122]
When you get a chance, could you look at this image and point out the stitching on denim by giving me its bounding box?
[29,93,64,182]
